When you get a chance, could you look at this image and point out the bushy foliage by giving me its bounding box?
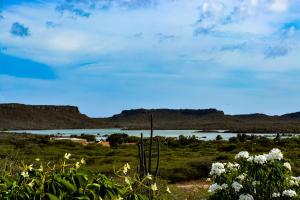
[208,148,300,200]
[0,153,169,200]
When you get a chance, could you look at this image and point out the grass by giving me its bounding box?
[0,132,299,185]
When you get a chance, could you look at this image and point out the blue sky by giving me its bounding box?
[1,0,300,117]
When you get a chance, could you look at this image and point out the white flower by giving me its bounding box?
[123,163,130,174]
[227,162,240,171]
[247,156,254,162]
[252,181,260,187]
[21,171,29,178]
[235,151,249,159]
[35,158,40,161]
[80,158,85,164]
[232,181,243,192]
[292,176,300,181]
[289,179,299,187]
[221,183,228,189]
[272,192,281,198]
[206,178,211,182]
[254,155,267,164]
[150,183,158,191]
[208,183,222,193]
[282,189,297,197]
[146,173,152,180]
[284,162,291,171]
[210,163,226,176]
[166,186,171,193]
[64,153,71,159]
[237,173,246,181]
[239,194,254,200]
[267,148,283,161]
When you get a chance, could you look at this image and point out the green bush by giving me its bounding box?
[208,148,300,199]
[0,154,170,200]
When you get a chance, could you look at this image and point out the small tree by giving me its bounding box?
[216,135,223,141]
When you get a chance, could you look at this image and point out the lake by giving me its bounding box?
[6,129,285,141]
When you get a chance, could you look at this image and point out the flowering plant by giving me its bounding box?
[0,153,169,200]
[208,148,300,200]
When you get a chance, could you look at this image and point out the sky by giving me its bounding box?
[0,0,300,117]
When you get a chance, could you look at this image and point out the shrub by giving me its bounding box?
[216,135,223,141]
[0,153,170,199]
[208,148,300,199]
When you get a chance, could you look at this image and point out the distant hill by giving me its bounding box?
[104,109,300,132]
[282,112,300,119]
[1,103,300,133]
[0,103,100,130]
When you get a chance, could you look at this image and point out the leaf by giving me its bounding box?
[45,193,60,200]
[55,176,76,193]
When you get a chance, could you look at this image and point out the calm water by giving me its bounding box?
[7,129,283,141]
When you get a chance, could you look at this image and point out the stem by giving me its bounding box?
[148,114,153,173]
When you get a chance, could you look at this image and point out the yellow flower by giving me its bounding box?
[21,171,29,178]
[125,177,131,185]
[166,186,171,193]
[37,165,43,172]
[75,162,80,169]
[80,158,85,164]
[28,180,35,187]
[64,153,71,159]
[150,183,158,191]
[123,163,130,174]
[35,158,40,161]
[28,164,33,171]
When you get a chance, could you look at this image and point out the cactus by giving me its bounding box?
[138,114,160,180]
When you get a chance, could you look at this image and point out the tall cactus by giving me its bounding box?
[138,114,160,180]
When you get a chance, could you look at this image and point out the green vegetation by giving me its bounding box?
[209,149,300,199]
[0,132,299,199]
[0,154,169,199]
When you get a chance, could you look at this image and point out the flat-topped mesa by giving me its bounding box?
[112,108,224,118]
[0,103,80,113]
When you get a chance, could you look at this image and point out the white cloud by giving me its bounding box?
[269,0,289,12]
[0,0,299,71]
[250,0,259,6]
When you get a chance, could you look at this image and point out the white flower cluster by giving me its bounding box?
[239,194,254,200]
[289,178,299,187]
[235,151,249,159]
[267,148,283,160]
[226,162,240,171]
[237,173,246,181]
[232,181,243,192]
[284,162,291,171]
[208,183,221,193]
[209,149,299,199]
[235,148,284,165]
[282,189,297,197]
[208,183,228,193]
[254,155,267,165]
[272,192,280,198]
[210,162,225,176]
